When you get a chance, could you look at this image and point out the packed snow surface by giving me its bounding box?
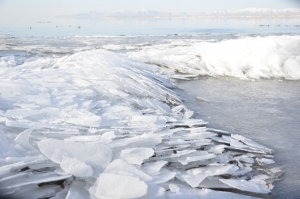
[0,48,280,198]
[127,36,300,80]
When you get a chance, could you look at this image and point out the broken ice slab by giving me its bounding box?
[142,161,168,175]
[2,184,62,199]
[164,138,211,146]
[256,158,275,165]
[89,173,148,199]
[0,172,72,189]
[182,131,217,139]
[38,138,112,177]
[104,159,152,182]
[60,158,93,177]
[0,159,47,178]
[172,119,208,127]
[165,183,261,199]
[109,134,162,148]
[231,134,273,154]
[207,128,231,135]
[120,147,154,165]
[14,129,36,151]
[178,164,239,187]
[177,153,216,165]
[220,178,271,194]
[151,168,176,184]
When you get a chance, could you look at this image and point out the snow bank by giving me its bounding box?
[127,35,300,80]
[0,49,279,198]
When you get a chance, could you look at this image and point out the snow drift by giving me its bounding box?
[127,36,300,80]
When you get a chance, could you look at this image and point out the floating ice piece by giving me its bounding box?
[38,139,112,176]
[220,179,271,194]
[89,173,148,199]
[120,148,154,165]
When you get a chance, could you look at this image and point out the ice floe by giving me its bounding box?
[0,49,280,198]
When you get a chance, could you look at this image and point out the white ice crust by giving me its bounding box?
[127,35,300,80]
[0,49,278,198]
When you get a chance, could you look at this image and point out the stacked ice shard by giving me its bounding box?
[0,50,280,198]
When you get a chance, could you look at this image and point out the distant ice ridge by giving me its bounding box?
[0,50,280,199]
[127,35,300,80]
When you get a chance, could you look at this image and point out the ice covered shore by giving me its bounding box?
[0,50,280,198]
[127,36,300,80]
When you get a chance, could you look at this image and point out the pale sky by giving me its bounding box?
[1,0,300,19]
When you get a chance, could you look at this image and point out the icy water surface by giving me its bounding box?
[176,77,300,199]
[1,16,300,37]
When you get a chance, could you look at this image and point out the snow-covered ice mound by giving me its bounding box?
[0,50,280,199]
[127,35,300,80]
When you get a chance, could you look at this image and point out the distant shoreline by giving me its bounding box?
[58,14,300,19]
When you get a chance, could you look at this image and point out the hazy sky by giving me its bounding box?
[1,0,300,18]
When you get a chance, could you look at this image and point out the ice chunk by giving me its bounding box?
[104,159,152,182]
[38,139,112,176]
[142,161,167,175]
[120,148,154,165]
[14,129,35,151]
[60,158,93,177]
[180,165,239,187]
[256,158,275,165]
[220,179,271,194]
[90,173,148,199]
